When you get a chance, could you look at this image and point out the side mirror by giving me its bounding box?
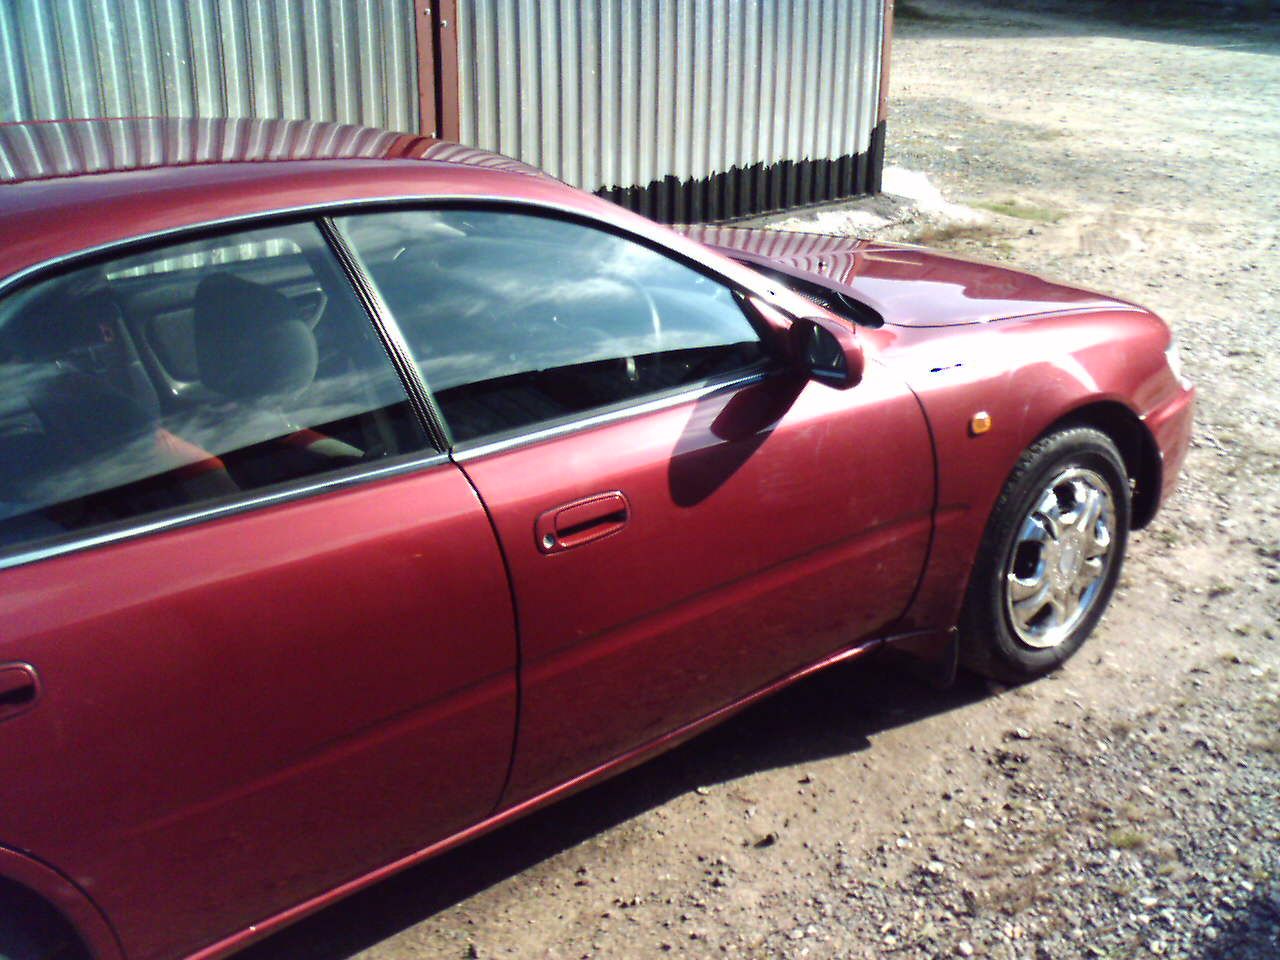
[746,295,865,389]
[790,315,865,389]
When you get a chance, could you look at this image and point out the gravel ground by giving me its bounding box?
[244,4,1280,959]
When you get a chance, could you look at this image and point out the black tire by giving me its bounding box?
[959,426,1131,683]
[0,881,85,960]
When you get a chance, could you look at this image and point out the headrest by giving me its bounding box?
[194,274,318,399]
[0,267,123,362]
[20,365,154,443]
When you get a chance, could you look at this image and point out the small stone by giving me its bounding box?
[957,941,975,957]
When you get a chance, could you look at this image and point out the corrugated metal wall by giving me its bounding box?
[0,1,418,132]
[0,116,410,181]
[455,0,886,222]
[0,1,887,224]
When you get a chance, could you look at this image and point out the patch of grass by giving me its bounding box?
[973,199,1065,223]
[1017,824,1067,853]
[1258,696,1280,728]
[912,223,1003,245]
[894,1,956,23]
[1080,805,1110,826]
[1151,841,1181,865]
[1118,802,1147,823]
[1107,828,1150,850]
[1248,734,1280,754]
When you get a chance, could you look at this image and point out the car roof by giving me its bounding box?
[0,118,804,321]
[0,118,597,286]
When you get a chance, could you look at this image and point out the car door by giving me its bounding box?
[339,208,934,805]
[0,222,517,960]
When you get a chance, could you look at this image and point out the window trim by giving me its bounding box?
[327,200,784,453]
[0,217,446,571]
[451,368,773,462]
[0,194,794,568]
[318,216,453,449]
[0,196,781,306]
[0,450,451,572]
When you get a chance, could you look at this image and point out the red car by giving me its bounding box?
[0,119,1192,960]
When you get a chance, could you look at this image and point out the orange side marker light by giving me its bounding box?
[970,411,993,436]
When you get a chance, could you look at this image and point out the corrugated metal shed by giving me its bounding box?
[0,1,418,133]
[0,1,890,224]
[455,0,887,222]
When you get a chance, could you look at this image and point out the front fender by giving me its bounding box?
[868,306,1179,634]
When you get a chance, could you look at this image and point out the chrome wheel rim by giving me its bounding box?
[1003,467,1116,650]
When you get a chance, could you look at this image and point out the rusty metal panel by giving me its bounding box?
[0,1,419,133]
[454,0,886,222]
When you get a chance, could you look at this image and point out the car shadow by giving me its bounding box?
[1194,889,1280,959]
[239,656,992,960]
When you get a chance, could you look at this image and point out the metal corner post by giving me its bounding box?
[413,1,439,136]
[436,0,461,142]
[871,0,895,194]
[412,0,461,140]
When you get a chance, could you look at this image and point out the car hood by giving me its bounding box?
[679,225,1134,328]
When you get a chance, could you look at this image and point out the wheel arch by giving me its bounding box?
[0,845,123,960]
[1036,400,1162,530]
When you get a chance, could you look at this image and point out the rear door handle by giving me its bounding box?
[0,663,39,724]
[535,491,631,554]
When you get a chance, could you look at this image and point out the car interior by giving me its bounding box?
[0,212,776,551]
[0,225,425,551]
[342,209,772,444]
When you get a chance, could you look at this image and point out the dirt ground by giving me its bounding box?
[243,3,1280,958]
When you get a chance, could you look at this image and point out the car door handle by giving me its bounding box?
[535,491,631,554]
[0,663,39,724]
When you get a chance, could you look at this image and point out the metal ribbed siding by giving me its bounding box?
[0,117,410,181]
[0,1,418,132]
[455,0,885,223]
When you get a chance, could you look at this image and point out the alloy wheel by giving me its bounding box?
[1003,467,1117,649]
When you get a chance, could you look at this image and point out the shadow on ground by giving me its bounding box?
[1196,888,1280,959]
[896,0,1280,53]
[238,657,992,959]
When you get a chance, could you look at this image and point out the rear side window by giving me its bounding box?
[0,222,430,555]
[338,209,768,443]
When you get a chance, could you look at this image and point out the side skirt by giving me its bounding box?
[881,627,960,689]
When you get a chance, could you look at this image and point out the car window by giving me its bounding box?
[0,221,431,554]
[337,209,769,444]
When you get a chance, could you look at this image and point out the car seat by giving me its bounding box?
[191,273,363,488]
